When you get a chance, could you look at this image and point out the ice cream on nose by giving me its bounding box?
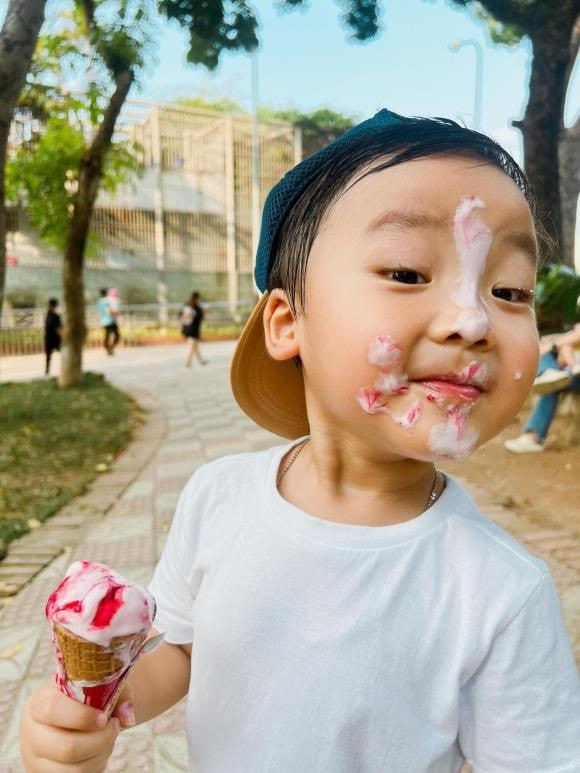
[46,560,157,711]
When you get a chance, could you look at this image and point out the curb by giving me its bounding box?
[0,388,167,601]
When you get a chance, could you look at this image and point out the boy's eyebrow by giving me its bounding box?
[495,229,538,265]
[367,209,447,233]
[367,210,538,263]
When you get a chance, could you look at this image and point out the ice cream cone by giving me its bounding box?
[51,622,147,711]
[46,561,157,711]
[53,623,146,682]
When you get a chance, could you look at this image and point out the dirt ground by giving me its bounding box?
[442,408,579,536]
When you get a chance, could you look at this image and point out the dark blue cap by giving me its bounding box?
[254,108,404,292]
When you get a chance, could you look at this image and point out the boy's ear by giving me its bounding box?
[263,289,300,362]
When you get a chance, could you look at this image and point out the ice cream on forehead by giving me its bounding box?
[46,560,155,645]
[46,561,157,711]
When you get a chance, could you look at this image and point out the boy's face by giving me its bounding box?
[295,155,539,461]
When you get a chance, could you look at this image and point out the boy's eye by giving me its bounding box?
[492,286,535,304]
[381,268,428,285]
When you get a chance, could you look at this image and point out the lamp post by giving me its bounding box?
[448,38,484,131]
[250,49,261,273]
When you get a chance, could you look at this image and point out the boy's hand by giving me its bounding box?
[20,681,121,772]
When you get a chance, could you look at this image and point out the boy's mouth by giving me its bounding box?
[414,377,484,402]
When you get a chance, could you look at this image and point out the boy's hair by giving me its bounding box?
[268,117,536,314]
[100,288,108,297]
[48,298,58,308]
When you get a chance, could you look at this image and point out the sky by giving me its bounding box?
[136,0,580,166]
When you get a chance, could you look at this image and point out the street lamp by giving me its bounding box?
[250,49,261,271]
[449,38,484,131]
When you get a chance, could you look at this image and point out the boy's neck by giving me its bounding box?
[278,436,440,527]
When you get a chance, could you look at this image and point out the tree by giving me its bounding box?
[60,0,265,385]
[283,0,577,265]
[0,0,47,323]
[258,107,356,156]
[465,0,580,266]
[559,16,580,267]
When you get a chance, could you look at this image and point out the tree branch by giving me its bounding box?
[87,69,133,163]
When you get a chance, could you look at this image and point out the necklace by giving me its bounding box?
[277,437,444,510]
[277,436,310,486]
[426,470,444,509]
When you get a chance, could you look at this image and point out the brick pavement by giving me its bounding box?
[0,342,578,772]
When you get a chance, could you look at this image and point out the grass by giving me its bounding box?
[0,373,141,550]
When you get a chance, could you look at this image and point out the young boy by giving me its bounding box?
[20,109,580,771]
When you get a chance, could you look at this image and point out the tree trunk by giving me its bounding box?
[0,0,47,322]
[514,9,577,265]
[59,68,134,387]
[559,119,579,268]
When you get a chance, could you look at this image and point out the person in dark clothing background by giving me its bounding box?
[180,290,207,367]
[44,298,62,376]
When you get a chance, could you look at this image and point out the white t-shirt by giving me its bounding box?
[149,441,580,772]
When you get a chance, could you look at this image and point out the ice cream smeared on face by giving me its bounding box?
[368,335,402,368]
[356,335,410,418]
[514,370,523,381]
[46,561,155,647]
[387,402,423,429]
[429,405,479,459]
[452,196,493,342]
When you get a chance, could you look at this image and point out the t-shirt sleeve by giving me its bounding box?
[148,475,200,644]
[459,572,580,771]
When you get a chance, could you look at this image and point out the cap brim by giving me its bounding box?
[230,293,310,440]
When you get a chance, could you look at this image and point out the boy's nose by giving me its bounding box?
[428,305,496,350]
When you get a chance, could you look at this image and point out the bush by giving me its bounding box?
[535,263,580,333]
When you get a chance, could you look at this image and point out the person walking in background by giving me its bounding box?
[96,288,120,355]
[180,290,207,367]
[505,323,580,453]
[43,298,62,376]
[106,288,122,353]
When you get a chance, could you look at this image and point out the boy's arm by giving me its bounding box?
[125,634,191,724]
[459,573,580,771]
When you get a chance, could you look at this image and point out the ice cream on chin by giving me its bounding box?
[46,561,157,711]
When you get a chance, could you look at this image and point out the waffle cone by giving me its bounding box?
[54,624,146,683]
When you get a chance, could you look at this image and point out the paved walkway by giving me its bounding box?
[0,342,579,772]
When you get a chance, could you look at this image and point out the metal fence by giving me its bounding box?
[5,101,301,311]
[0,301,254,356]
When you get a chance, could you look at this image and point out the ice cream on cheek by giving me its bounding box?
[356,335,487,458]
[451,196,493,342]
[356,336,423,428]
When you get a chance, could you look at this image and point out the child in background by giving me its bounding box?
[43,297,62,376]
[21,109,580,772]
